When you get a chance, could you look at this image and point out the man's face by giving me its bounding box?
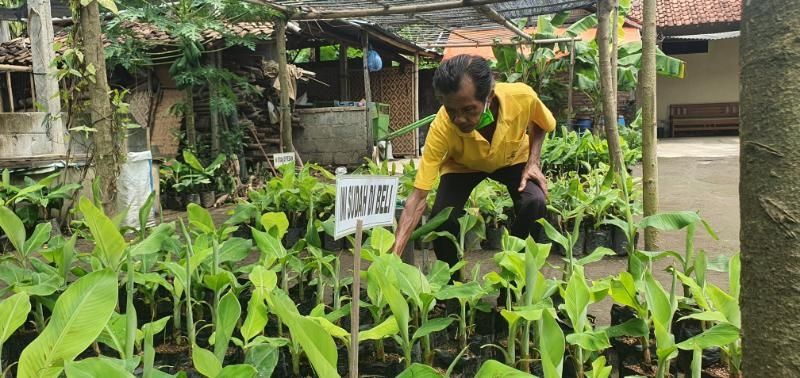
[439,77,488,133]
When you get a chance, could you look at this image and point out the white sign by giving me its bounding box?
[273,152,295,168]
[335,175,398,239]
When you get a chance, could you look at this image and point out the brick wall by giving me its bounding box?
[293,106,370,166]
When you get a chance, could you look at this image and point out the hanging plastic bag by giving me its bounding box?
[367,49,383,72]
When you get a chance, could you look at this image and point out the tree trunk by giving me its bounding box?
[641,0,659,250]
[210,53,220,155]
[597,0,624,175]
[185,88,196,148]
[741,1,800,375]
[81,1,120,214]
[276,18,293,152]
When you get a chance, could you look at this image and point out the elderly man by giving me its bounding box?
[392,54,556,271]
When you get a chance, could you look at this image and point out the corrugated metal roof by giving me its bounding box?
[274,0,597,46]
[669,30,740,40]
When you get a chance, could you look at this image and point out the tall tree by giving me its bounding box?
[740,1,800,375]
[80,0,122,214]
[596,0,624,175]
[640,0,658,249]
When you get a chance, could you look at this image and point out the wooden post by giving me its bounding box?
[0,21,10,43]
[6,72,14,113]
[277,18,293,152]
[362,32,373,159]
[339,44,349,100]
[28,0,64,153]
[413,53,420,156]
[349,220,363,378]
[29,72,35,111]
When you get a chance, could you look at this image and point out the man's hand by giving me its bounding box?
[392,188,429,256]
[518,162,548,198]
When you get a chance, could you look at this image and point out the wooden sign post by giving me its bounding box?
[335,175,398,378]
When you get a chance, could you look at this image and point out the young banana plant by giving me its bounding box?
[368,253,455,368]
[0,205,67,333]
[435,265,494,351]
[674,253,741,377]
[422,209,484,281]
[560,266,612,377]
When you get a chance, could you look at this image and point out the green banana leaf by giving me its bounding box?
[18,269,119,378]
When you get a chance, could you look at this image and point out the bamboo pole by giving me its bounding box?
[420,36,581,48]
[475,4,532,41]
[0,64,33,72]
[277,18,293,152]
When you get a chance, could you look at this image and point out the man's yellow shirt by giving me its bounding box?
[414,82,557,191]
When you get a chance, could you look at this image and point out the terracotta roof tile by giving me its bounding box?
[0,20,273,67]
[629,0,741,28]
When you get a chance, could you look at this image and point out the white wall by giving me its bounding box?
[657,37,740,131]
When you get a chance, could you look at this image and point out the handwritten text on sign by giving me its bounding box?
[273,152,295,168]
[335,176,398,239]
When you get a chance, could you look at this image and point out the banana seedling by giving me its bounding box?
[539,215,616,282]
[435,265,494,351]
[674,253,741,377]
[0,206,63,332]
[0,292,30,374]
[422,209,485,281]
[368,253,455,368]
[559,266,612,377]
[643,270,679,378]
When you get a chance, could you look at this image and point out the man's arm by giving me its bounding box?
[518,121,548,196]
[392,188,429,255]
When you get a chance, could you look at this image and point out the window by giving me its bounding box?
[662,40,709,55]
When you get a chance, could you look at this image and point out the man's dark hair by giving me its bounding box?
[432,54,494,101]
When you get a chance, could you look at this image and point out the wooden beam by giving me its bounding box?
[241,0,290,15]
[291,0,513,20]
[0,64,32,73]
[277,18,293,153]
[474,4,531,41]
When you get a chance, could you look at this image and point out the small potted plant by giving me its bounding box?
[472,179,511,250]
[182,150,226,208]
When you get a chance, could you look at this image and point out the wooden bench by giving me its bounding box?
[670,102,739,137]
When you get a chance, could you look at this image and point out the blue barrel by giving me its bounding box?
[618,115,626,128]
[575,119,593,134]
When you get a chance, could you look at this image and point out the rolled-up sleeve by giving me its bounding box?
[529,90,556,133]
[414,114,449,191]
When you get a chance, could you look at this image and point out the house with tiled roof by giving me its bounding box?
[631,0,741,137]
